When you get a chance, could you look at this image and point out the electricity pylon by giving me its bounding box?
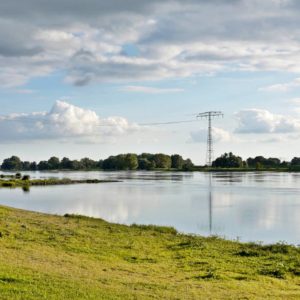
[197,111,223,166]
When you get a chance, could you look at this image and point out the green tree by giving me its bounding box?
[212,152,243,168]
[153,154,172,169]
[138,158,155,170]
[30,161,37,171]
[102,156,118,170]
[22,161,31,170]
[60,157,74,169]
[171,154,184,169]
[1,156,23,170]
[291,157,300,166]
[80,158,97,169]
[47,157,60,170]
[182,159,194,171]
[38,161,50,170]
[124,154,138,170]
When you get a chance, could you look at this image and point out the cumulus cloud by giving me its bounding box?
[235,109,300,134]
[121,85,184,94]
[0,101,140,142]
[189,127,232,143]
[3,1,300,86]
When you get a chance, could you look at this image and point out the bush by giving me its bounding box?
[2,182,15,187]
[22,175,30,181]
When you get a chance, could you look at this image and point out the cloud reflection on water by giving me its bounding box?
[0,171,300,244]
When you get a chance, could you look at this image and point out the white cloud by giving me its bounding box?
[189,127,232,143]
[3,1,300,86]
[287,97,300,105]
[235,109,300,133]
[0,101,140,142]
[260,78,300,92]
[121,85,184,94]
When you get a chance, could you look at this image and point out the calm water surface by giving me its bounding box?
[0,171,299,244]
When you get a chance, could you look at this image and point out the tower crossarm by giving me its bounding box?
[196,111,223,119]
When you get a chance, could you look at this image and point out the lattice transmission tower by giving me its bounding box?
[197,111,224,166]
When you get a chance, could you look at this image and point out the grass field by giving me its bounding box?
[0,205,299,299]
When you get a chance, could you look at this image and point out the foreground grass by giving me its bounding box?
[0,206,299,299]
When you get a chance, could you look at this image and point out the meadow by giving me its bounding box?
[0,205,300,299]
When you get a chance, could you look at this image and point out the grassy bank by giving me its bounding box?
[0,178,118,188]
[0,206,299,299]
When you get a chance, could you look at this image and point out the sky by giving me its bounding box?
[1,0,300,164]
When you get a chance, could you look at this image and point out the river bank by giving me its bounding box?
[0,205,299,299]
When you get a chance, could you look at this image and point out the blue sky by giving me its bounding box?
[1,0,300,164]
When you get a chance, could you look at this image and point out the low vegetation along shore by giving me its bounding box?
[0,206,299,299]
[0,175,118,189]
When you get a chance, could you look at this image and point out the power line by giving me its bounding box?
[0,116,200,127]
[138,119,199,126]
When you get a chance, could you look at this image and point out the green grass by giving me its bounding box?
[0,206,299,299]
[0,178,118,189]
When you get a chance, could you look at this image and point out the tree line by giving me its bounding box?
[212,152,300,169]
[0,154,194,171]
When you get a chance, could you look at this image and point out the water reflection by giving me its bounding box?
[22,186,30,193]
[209,173,213,234]
[0,171,300,244]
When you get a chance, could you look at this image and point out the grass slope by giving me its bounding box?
[0,205,299,299]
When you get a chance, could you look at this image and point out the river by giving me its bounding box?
[0,171,299,244]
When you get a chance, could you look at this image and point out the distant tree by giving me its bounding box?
[212,152,243,168]
[182,159,194,171]
[255,162,262,170]
[171,154,184,169]
[97,160,103,169]
[138,153,155,162]
[153,154,172,169]
[102,156,118,170]
[1,156,23,170]
[138,158,155,170]
[280,161,289,168]
[80,158,97,169]
[60,157,73,169]
[247,156,266,168]
[291,157,300,166]
[124,154,138,170]
[247,156,281,168]
[0,153,194,172]
[38,160,50,170]
[47,157,60,170]
[70,160,81,170]
[29,162,37,171]
[22,161,31,170]
[265,158,281,167]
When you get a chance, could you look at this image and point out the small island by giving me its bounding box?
[0,173,118,189]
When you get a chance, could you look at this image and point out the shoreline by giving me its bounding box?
[0,168,299,173]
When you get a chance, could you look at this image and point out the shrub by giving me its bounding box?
[22,175,30,181]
